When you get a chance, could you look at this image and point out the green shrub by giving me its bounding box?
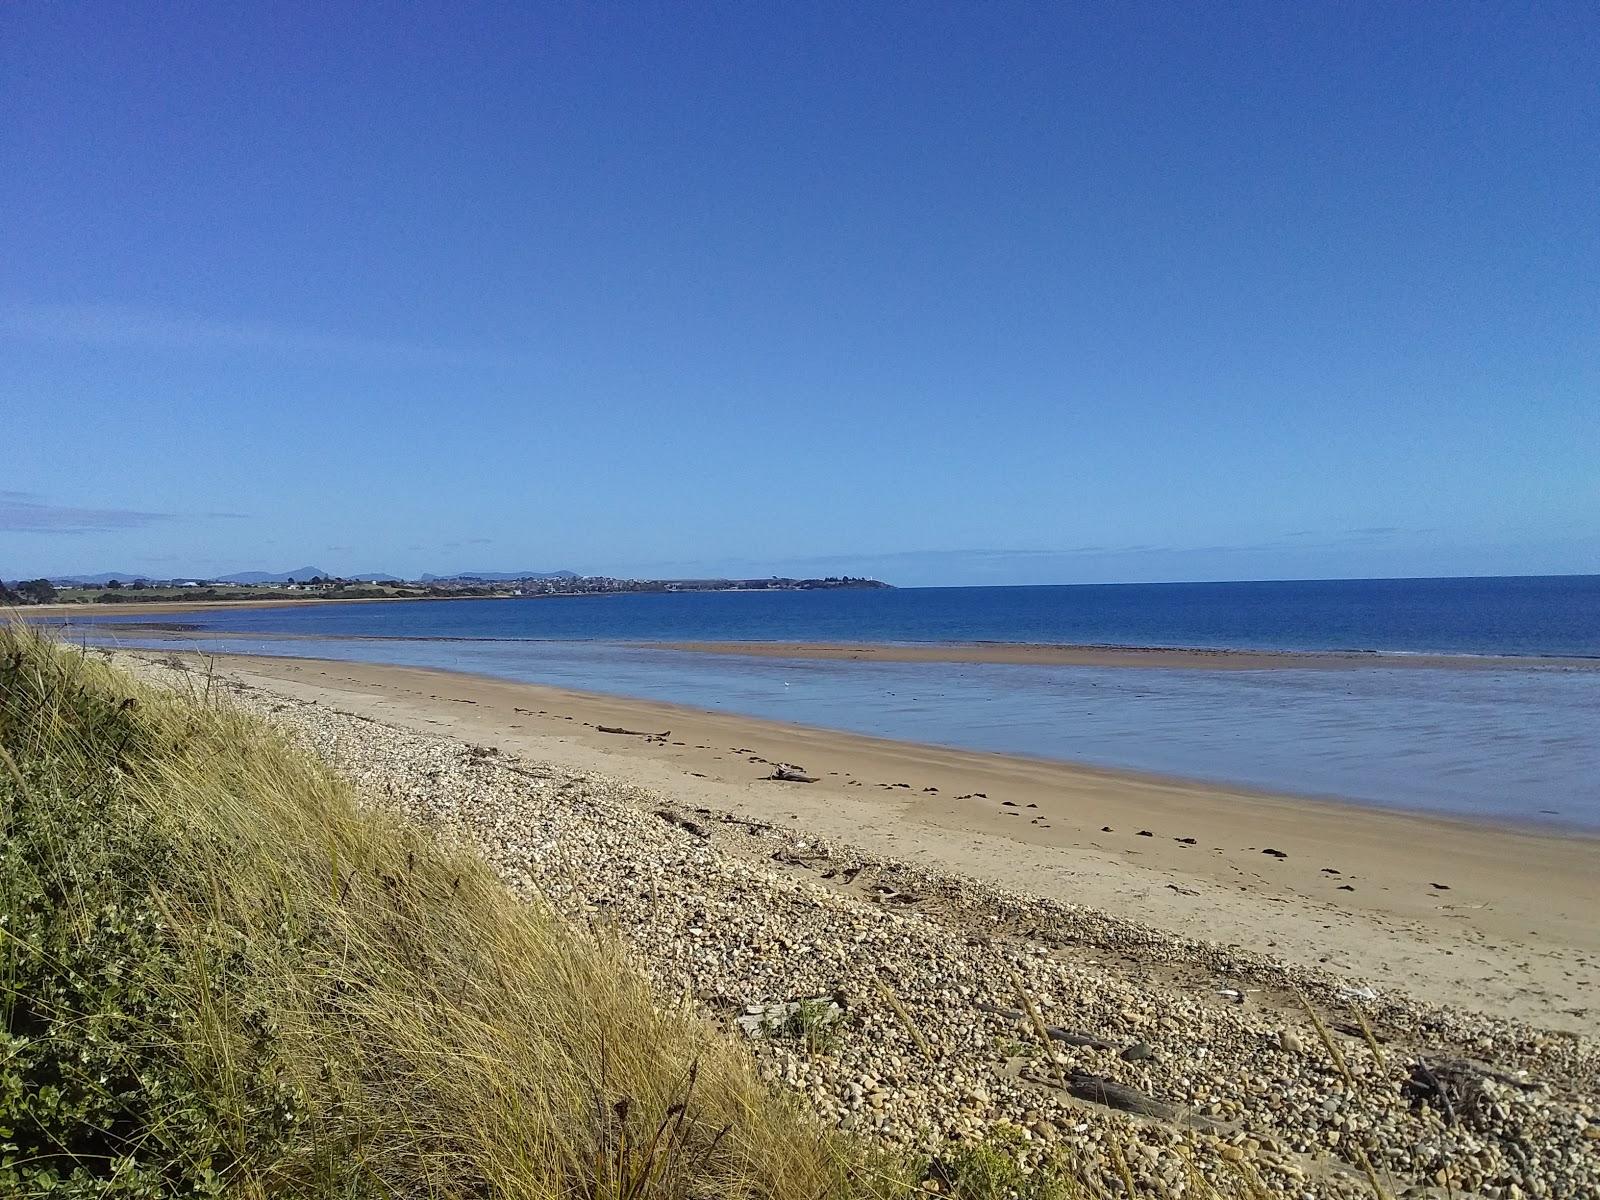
[0,647,318,1196]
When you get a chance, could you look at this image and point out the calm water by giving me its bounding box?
[60,577,1600,830]
[71,575,1600,657]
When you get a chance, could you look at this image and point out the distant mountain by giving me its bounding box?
[214,567,332,584]
[421,570,578,582]
[47,572,152,586]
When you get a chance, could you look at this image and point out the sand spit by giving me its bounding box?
[123,652,1599,1200]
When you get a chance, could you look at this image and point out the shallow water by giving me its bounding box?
[75,630,1600,831]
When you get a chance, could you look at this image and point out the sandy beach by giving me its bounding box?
[132,647,1600,1035]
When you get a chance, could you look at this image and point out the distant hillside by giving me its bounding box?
[421,570,579,582]
[49,568,336,585]
[213,567,332,584]
[47,572,152,586]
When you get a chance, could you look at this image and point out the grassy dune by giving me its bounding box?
[0,627,910,1198]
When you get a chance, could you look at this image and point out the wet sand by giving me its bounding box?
[650,640,1600,671]
[133,648,1600,1032]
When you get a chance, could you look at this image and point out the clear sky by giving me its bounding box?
[3,3,1596,586]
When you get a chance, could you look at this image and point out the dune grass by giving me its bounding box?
[0,625,917,1198]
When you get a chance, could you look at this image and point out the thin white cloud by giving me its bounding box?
[0,302,470,367]
[0,491,249,534]
[0,490,175,534]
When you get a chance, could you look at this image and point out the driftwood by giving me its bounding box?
[976,1002,1118,1051]
[771,848,826,868]
[1405,1055,1541,1127]
[1433,1057,1542,1089]
[977,1001,1025,1019]
[598,725,670,738]
[693,807,776,834]
[1408,1058,1457,1125]
[1017,1068,1221,1131]
[1071,1074,1231,1133]
[765,765,819,783]
[1058,1072,1181,1120]
[1047,1027,1117,1051]
[972,1004,1113,1049]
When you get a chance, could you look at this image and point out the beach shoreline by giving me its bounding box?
[121,646,1600,1033]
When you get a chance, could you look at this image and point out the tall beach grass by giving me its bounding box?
[0,625,909,1198]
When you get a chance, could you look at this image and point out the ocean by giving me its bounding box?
[61,576,1600,830]
[65,574,1600,656]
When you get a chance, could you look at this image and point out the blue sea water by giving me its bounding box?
[69,574,1600,657]
[60,576,1600,830]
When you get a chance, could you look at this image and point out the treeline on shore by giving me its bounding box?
[1,579,479,605]
[4,574,891,607]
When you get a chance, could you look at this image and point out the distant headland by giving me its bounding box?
[4,570,891,607]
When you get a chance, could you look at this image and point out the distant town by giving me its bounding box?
[2,571,891,606]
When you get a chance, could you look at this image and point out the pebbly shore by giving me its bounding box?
[154,661,1597,1199]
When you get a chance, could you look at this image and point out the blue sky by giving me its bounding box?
[3,2,1596,586]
